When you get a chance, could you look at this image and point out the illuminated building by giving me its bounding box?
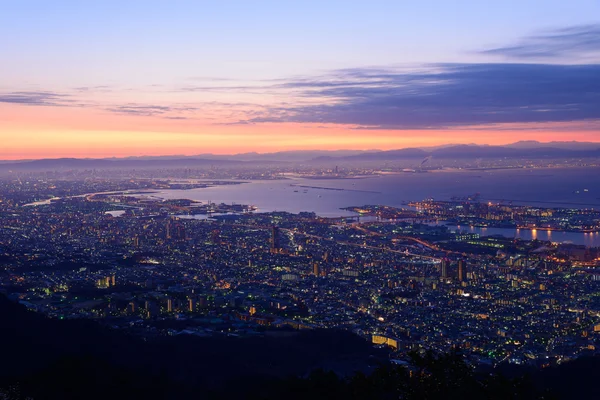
[313,262,320,276]
[270,226,280,253]
[372,335,399,350]
[458,259,466,282]
[441,259,449,279]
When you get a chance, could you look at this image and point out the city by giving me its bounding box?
[1,174,598,371]
[2,1,600,398]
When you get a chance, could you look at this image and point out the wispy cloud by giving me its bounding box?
[480,24,600,60]
[0,90,201,120]
[0,91,73,106]
[186,76,237,82]
[105,104,199,118]
[72,85,114,93]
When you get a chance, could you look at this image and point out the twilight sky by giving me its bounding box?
[1,0,600,159]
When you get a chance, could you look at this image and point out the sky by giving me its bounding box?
[1,0,600,159]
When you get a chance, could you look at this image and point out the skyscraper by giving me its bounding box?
[211,229,220,244]
[271,226,280,252]
[313,262,320,276]
[176,224,186,241]
[458,259,466,282]
[441,258,449,279]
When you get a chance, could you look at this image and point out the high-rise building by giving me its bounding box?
[320,265,327,277]
[211,229,220,244]
[198,296,208,308]
[313,262,320,276]
[270,226,280,252]
[440,259,449,279]
[458,259,466,282]
[145,301,157,318]
[176,224,186,241]
[166,220,172,239]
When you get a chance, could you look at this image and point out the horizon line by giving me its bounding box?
[2,139,600,162]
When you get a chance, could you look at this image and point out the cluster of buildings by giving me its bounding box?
[0,177,599,369]
[408,199,600,232]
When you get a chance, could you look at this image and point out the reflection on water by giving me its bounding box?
[151,170,600,247]
[446,224,600,247]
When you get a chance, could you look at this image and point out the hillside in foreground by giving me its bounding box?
[1,294,599,399]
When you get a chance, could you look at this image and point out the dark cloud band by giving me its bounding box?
[244,63,600,129]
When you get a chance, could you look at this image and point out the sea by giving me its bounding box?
[152,167,600,247]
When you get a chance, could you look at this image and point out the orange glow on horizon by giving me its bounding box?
[1,103,599,159]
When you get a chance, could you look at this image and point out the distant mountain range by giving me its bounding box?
[0,157,249,170]
[1,141,599,170]
[505,140,600,151]
[318,143,600,162]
